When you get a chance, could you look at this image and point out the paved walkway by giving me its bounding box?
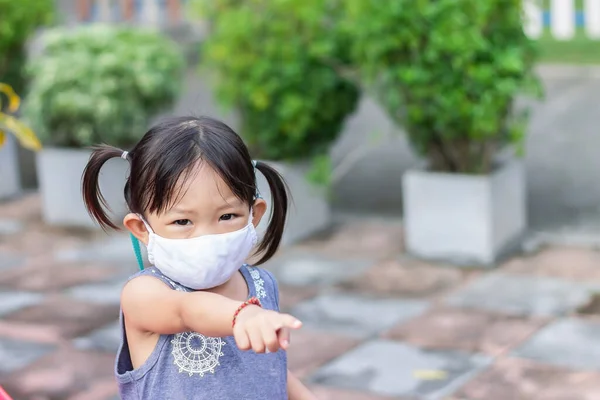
[2,194,600,399]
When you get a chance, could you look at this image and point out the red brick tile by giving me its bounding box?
[0,203,100,256]
[0,262,118,292]
[287,329,360,379]
[0,193,41,221]
[279,284,318,311]
[456,357,600,400]
[0,320,62,345]
[339,258,470,298]
[4,295,119,339]
[0,347,115,400]
[501,246,600,283]
[309,385,400,400]
[0,226,88,257]
[68,378,118,400]
[297,219,405,259]
[384,307,547,357]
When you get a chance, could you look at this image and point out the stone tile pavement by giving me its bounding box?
[3,194,600,399]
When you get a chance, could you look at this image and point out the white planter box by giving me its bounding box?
[36,148,129,228]
[0,135,22,200]
[256,161,330,246]
[402,160,527,265]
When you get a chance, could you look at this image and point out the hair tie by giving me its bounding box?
[121,151,129,160]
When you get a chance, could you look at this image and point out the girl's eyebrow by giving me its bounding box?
[169,207,198,215]
[216,198,243,211]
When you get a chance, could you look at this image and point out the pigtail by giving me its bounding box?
[253,161,290,265]
[81,144,128,231]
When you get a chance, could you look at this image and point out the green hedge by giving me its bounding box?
[197,0,360,162]
[0,0,54,98]
[24,25,185,148]
[341,0,541,174]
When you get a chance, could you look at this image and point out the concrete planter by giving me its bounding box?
[255,161,330,246]
[0,135,22,200]
[402,160,527,266]
[36,148,129,228]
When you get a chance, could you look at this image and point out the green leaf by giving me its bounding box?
[0,0,54,95]
[306,154,332,187]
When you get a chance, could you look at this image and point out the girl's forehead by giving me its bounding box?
[172,163,237,208]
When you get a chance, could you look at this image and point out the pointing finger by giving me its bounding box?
[278,327,290,349]
[280,314,302,330]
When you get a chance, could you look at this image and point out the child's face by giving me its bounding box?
[124,163,266,243]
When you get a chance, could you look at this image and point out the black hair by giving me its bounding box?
[81,116,289,265]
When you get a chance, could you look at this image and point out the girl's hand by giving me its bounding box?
[233,306,302,353]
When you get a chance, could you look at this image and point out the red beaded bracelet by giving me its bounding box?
[232,297,262,328]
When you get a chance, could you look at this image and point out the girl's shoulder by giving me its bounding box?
[126,265,282,310]
[243,265,281,310]
[125,267,182,291]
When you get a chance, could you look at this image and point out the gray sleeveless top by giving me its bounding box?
[115,265,288,400]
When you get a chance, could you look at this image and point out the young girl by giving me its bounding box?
[81,116,317,399]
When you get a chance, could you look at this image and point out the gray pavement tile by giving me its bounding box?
[0,252,23,271]
[54,233,141,270]
[73,320,121,353]
[310,339,491,399]
[64,274,129,305]
[266,250,375,286]
[445,273,599,317]
[0,291,44,317]
[0,337,55,374]
[291,293,429,339]
[455,356,600,400]
[0,218,25,236]
[0,219,24,236]
[514,317,600,371]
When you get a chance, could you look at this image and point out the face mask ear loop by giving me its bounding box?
[130,233,145,271]
[252,160,263,200]
[131,214,153,271]
[137,214,155,234]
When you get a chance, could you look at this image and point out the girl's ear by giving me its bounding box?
[124,213,150,245]
[251,198,267,227]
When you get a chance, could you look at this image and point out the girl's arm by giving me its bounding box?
[287,370,318,400]
[121,275,300,343]
[122,275,246,337]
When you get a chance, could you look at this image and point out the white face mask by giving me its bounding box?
[141,213,258,290]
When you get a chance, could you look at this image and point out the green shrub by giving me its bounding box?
[24,25,185,148]
[341,0,541,174]
[196,0,360,161]
[0,0,54,98]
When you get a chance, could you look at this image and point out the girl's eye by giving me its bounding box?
[173,219,192,226]
[219,214,236,221]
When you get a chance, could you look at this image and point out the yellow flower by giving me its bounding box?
[413,369,448,380]
[0,83,42,151]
